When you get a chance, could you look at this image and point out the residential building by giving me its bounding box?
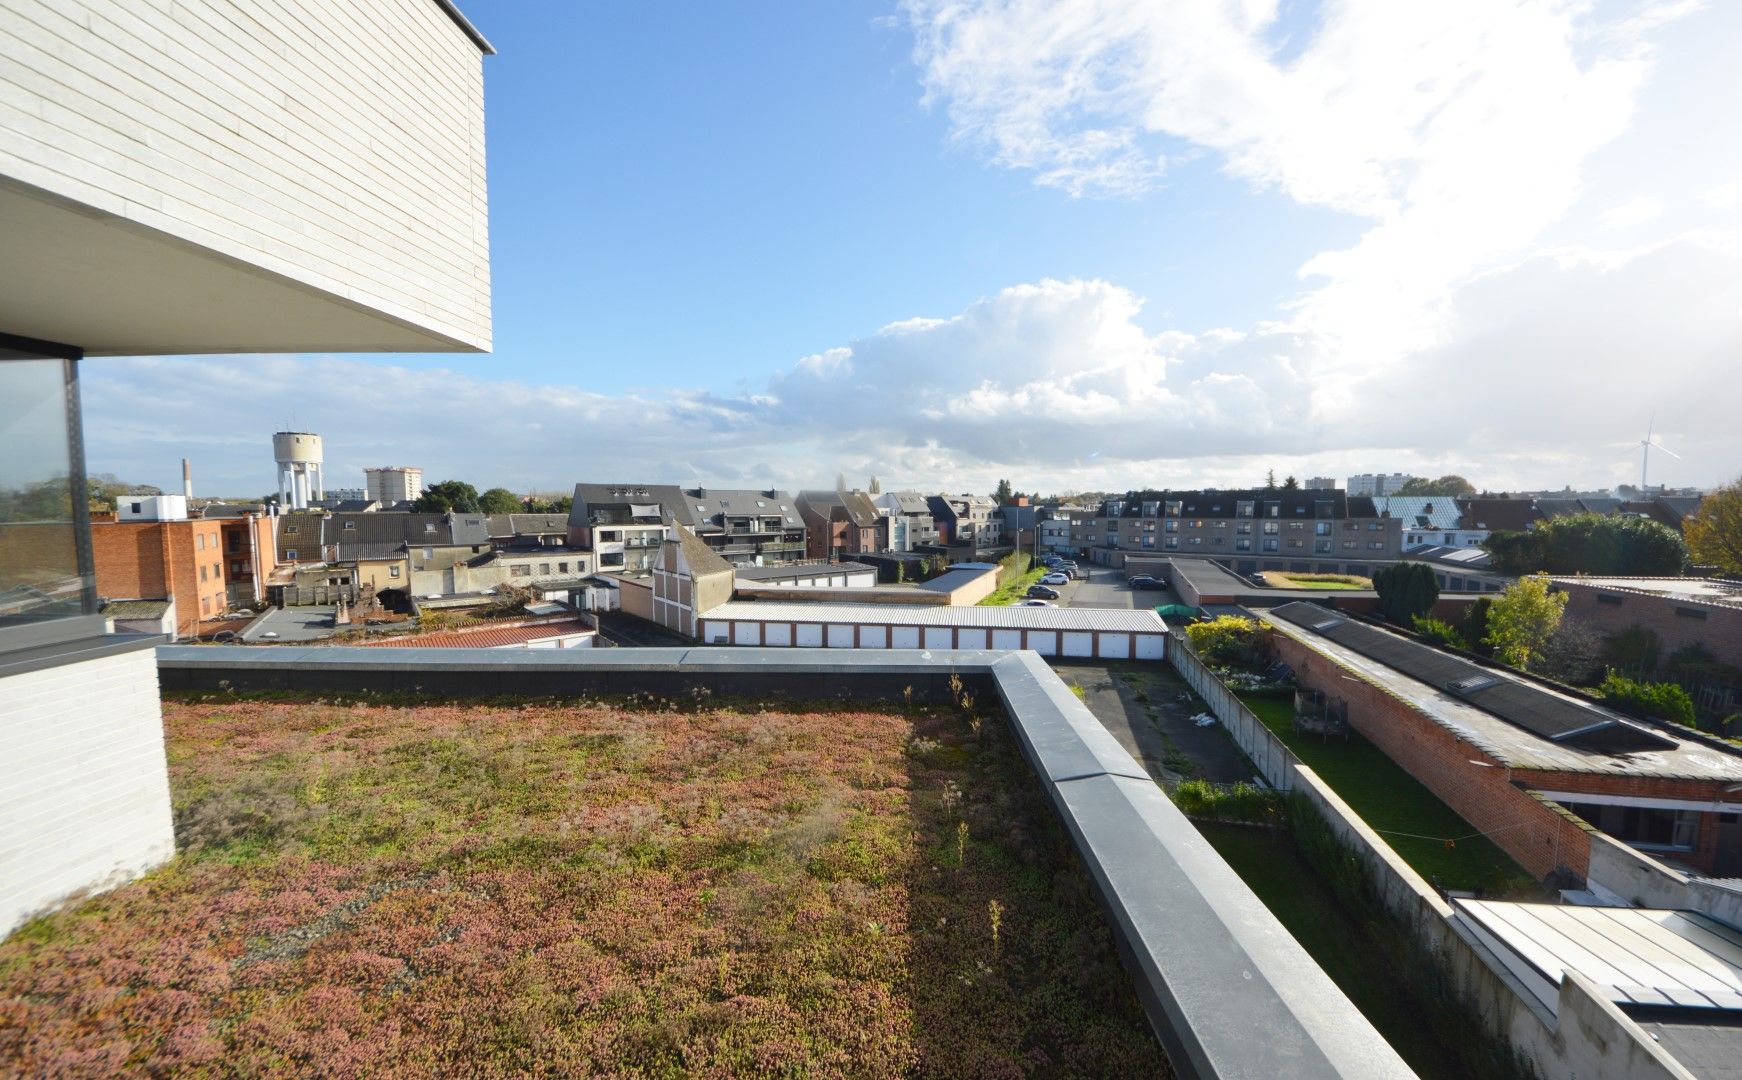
[1304,477,1339,490]
[567,483,806,569]
[796,490,882,560]
[680,487,806,564]
[1552,576,1742,701]
[1369,496,1489,551]
[927,494,1003,551]
[485,514,571,549]
[874,492,939,551]
[90,512,229,637]
[651,526,736,640]
[1075,488,1404,572]
[1038,509,1078,555]
[364,467,424,505]
[1347,472,1419,497]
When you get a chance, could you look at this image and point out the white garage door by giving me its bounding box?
[827,624,854,648]
[1134,633,1165,660]
[1062,631,1094,657]
[891,626,921,649]
[956,628,988,650]
[1099,633,1130,660]
[1027,631,1057,656]
[923,626,953,650]
[991,629,1023,651]
[764,623,791,647]
[795,623,824,648]
[860,625,888,649]
[700,620,730,645]
[733,622,760,646]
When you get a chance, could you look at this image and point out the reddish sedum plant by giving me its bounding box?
[0,697,1167,1078]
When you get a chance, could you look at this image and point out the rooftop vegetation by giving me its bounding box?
[0,694,1165,1078]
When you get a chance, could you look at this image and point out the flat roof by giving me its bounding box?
[1259,610,1742,781]
[1555,576,1742,609]
[699,601,1167,633]
[1456,899,1742,1012]
[734,562,878,581]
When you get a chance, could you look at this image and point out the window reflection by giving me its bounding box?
[0,349,93,624]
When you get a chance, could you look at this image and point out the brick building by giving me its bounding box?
[1263,602,1742,880]
[1554,576,1742,670]
[91,516,229,638]
[796,490,882,561]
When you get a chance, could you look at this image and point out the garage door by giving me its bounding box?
[764,623,791,647]
[860,625,887,649]
[891,626,921,649]
[733,622,760,646]
[1099,633,1130,659]
[923,627,953,650]
[991,629,1023,651]
[795,623,824,648]
[1062,631,1094,657]
[826,624,854,648]
[1134,633,1165,660]
[700,620,729,645]
[956,628,988,650]
[1026,631,1057,656]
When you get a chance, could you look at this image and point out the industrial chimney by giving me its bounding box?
[182,457,193,500]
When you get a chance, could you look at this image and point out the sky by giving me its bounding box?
[83,0,1742,499]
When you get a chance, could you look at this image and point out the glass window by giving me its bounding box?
[0,347,94,631]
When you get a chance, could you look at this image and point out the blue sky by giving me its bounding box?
[84,0,1742,498]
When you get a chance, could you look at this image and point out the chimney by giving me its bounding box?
[182,457,193,500]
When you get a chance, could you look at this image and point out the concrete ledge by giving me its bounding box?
[156,644,1412,1078]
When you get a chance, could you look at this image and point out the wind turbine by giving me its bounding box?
[1630,417,1680,492]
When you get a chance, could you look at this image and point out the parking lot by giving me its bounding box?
[1034,563,1169,610]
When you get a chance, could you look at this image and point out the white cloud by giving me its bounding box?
[1600,195,1666,229]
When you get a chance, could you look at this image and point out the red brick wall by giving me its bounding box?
[1272,632,1594,880]
[93,521,227,637]
[1511,768,1742,875]
[1558,581,1742,669]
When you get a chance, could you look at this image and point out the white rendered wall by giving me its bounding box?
[1,649,175,937]
[0,0,492,351]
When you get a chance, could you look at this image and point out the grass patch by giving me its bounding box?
[1263,572,1371,590]
[1238,693,1538,895]
[979,564,1049,606]
[0,697,1166,1078]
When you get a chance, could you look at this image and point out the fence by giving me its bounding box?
[1166,630,1301,790]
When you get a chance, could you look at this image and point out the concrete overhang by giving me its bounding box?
[0,179,485,356]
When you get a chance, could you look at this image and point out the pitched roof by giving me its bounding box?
[1370,496,1464,529]
[680,488,801,532]
[1457,498,1542,532]
[569,483,691,530]
[797,490,880,528]
[881,491,933,515]
[672,524,735,576]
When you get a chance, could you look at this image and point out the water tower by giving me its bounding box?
[273,431,325,509]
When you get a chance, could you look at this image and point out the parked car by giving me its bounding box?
[1128,575,1164,590]
[1040,573,1070,585]
[1026,584,1060,599]
[1019,599,1055,607]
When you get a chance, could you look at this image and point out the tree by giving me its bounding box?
[1482,530,1548,575]
[868,476,881,494]
[1395,475,1476,497]
[1485,574,1567,670]
[1264,469,1278,491]
[994,478,1014,504]
[478,487,523,514]
[1282,475,1299,491]
[1483,513,1686,576]
[413,480,481,514]
[1685,479,1742,576]
[836,471,847,491]
[1373,562,1439,624]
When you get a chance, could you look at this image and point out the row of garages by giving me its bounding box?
[696,601,1167,660]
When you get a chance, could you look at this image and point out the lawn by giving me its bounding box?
[0,696,1166,1079]
[1263,572,1371,590]
[1238,693,1538,895]
[1196,824,1465,1080]
[978,562,1048,606]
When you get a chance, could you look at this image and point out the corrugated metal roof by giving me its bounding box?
[1456,899,1742,1012]
[699,601,1166,632]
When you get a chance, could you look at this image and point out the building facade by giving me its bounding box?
[1347,473,1419,497]
[364,467,424,506]
[91,515,230,638]
[1065,489,1404,571]
[797,491,883,561]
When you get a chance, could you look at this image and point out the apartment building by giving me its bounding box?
[91,513,229,637]
[568,483,806,568]
[1347,473,1419,497]
[1369,496,1489,551]
[875,492,940,551]
[796,491,883,561]
[1068,489,1404,575]
[364,467,424,505]
[927,494,1004,551]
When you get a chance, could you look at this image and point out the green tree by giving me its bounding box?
[1485,574,1567,670]
[478,487,523,514]
[1373,562,1440,624]
[1685,479,1742,575]
[1599,671,1696,727]
[1411,615,1466,650]
[1461,597,1493,658]
[868,475,881,494]
[1282,474,1299,490]
[1264,469,1277,491]
[994,478,1014,504]
[1396,475,1476,497]
[1482,530,1548,575]
[413,480,482,514]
